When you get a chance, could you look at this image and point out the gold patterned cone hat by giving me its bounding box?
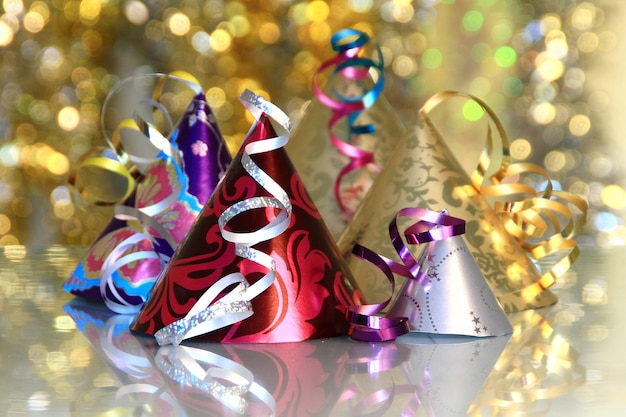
[337,92,578,313]
[388,234,512,337]
[285,28,405,240]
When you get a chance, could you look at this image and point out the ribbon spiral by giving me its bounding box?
[421,91,587,304]
[313,28,385,216]
[155,90,292,346]
[156,345,276,415]
[89,73,205,314]
[346,208,466,342]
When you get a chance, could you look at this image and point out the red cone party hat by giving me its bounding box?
[130,90,360,344]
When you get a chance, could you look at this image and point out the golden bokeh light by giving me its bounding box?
[209,28,232,52]
[3,0,24,15]
[57,107,80,131]
[259,22,280,44]
[0,213,11,235]
[306,1,330,23]
[531,101,557,125]
[0,21,14,46]
[535,55,565,81]
[79,0,102,22]
[569,114,591,136]
[23,11,46,33]
[601,184,626,210]
[0,0,621,246]
[124,0,149,25]
[168,12,191,36]
[544,150,566,172]
[510,138,532,160]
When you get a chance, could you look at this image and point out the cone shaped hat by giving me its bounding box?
[285,29,405,240]
[131,97,359,343]
[337,98,558,313]
[388,235,512,336]
[63,92,230,312]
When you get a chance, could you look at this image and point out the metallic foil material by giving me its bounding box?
[131,93,360,343]
[337,92,562,313]
[388,234,513,337]
[64,77,231,312]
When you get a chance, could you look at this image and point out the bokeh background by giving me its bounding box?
[0,0,624,247]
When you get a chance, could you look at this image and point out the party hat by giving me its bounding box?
[337,93,567,313]
[64,78,231,313]
[130,91,360,344]
[388,233,512,337]
[286,28,404,239]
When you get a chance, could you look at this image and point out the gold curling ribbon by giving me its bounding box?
[468,310,585,415]
[420,91,587,300]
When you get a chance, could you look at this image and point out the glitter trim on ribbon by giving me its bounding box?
[346,208,466,342]
[155,90,292,346]
[155,345,276,415]
[313,28,385,216]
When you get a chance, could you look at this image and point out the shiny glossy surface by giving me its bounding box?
[1,245,624,416]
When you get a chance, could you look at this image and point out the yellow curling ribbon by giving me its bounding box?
[420,91,587,301]
[69,71,203,206]
[67,146,137,205]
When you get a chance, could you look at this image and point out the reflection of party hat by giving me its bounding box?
[63,299,185,416]
[155,339,360,417]
[337,93,563,313]
[131,91,359,344]
[400,333,510,417]
[155,337,419,417]
[389,234,513,337]
[286,28,404,239]
[64,84,230,313]
[468,309,585,415]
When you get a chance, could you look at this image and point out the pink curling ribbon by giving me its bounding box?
[154,90,292,346]
[313,28,385,216]
[347,208,466,342]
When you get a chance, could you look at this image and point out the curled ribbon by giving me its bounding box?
[93,73,205,314]
[346,208,466,342]
[155,345,276,415]
[155,90,292,346]
[420,92,587,304]
[313,28,385,216]
[97,314,182,411]
[68,72,203,206]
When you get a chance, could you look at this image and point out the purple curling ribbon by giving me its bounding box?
[313,28,385,216]
[347,208,466,342]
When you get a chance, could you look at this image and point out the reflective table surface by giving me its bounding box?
[1,245,624,417]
